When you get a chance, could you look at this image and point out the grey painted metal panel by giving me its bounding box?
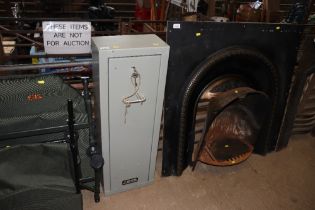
[92,34,169,195]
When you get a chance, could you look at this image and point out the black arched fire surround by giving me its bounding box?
[162,22,302,176]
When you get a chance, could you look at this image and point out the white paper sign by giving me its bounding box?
[43,21,91,54]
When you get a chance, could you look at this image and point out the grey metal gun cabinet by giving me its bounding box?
[92,35,169,195]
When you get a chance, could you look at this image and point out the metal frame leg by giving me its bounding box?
[81,77,104,202]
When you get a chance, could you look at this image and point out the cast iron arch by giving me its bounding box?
[176,46,280,175]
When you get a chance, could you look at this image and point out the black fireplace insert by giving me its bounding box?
[163,22,303,176]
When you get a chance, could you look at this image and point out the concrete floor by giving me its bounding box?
[83,134,315,210]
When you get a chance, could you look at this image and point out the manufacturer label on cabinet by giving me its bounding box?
[122,177,138,185]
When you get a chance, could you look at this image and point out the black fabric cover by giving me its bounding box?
[0,75,94,189]
[0,143,83,210]
[0,75,86,136]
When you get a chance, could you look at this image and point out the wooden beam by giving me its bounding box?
[263,0,280,22]
[305,0,315,23]
[150,0,156,21]
[4,0,11,16]
[0,33,4,65]
[207,0,215,17]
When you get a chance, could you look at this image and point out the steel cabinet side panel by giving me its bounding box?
[148,48,169,181]
[91,39,111,195]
